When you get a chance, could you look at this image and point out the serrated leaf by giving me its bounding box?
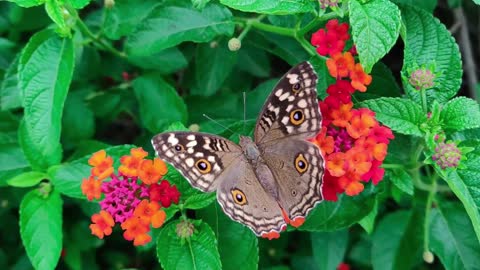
[198,203,259,270]
[18,29,75,170]
[183,192,216,210]
[361,97,426,136]
[45,0,70,35]
[371,211,410,270]
[192,42,237,96]
[125,2,234,56]
[7,171,48,187]
[437,146,480,243]
[387,169,414,195]
[440,97,480,131]
[20,190,63,270]
[430,202,480,270]
[400,5,462,104]
[48,145,135,199]
[132,74,187,133]
[0,54,22,110]
[299,186,376,231]
[103,0,161,40]
[219,0,315,15]
[156,219,221,270]
[349,0,401,72]
[311,230,348,270]
[392,0,437,12]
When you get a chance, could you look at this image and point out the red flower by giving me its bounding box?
[326,52,355,78]
[322,170,344,201]
[326,80,355,105]
[311,29,346,56]
[326,19,349,41]
[149,180,180,207]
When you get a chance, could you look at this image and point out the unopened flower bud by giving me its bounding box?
[209,41,218,48]
[432,141,461,169]
[409,69,435,90]
[228,38,241,51]
[319,0,339,9]
[104,0,115,9]
[423,251,434,264]
[176,219,195,239]
[189,124,200,132]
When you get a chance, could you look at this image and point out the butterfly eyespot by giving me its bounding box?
[195,159,211,174]
[290,109,305,125]
[174,144,184,152]
[292,82,302,93]
[291,189,298,197]
[294,153,308,174]
[231,189,247,205]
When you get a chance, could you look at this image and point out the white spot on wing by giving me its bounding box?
[286,73,300,84]
[167,134,178,145]
[186,141,197,147]
[186,158,194,167]
[298,99,307,108]
[279,92,290,101]
[187,135,195,140]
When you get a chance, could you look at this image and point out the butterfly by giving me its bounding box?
[151,61,324,238]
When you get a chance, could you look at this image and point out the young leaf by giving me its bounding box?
[44,0,70,35]
[125,1,234,56]
[311,230,349,270]
[20,189,63,270]
[430,202,480,270]
[6,171,48,187]
[48,145,134,198]
[198,203,259,270]
[349,0,401,72]
[360,97,426,136]
[156,219,221,270]
[132,74,188,133]
[387,169,414,195]
[440,97,480,131]
[400,5,462,104]
[191,42,238,96]
[18,29,75,170]
[219,0,315,15]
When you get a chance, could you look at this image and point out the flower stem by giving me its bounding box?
[423,175,437,253]
[420,89,428,113]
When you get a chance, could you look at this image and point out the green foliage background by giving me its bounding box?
[0,0,480,269]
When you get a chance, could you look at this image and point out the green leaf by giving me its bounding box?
[62,90,95,143]
[156,219,221,270]
[198,203,259,270]
[219,0,315,15]
[0,54,22,110]
[440,97,480,131]
[354,62,402,101]
[349,0,401,72]
[248,31,309,65]
[48,145,134,199]
[128,47,188,74]
[392,0,437,12]
[0,143,29,172]
[237,44,271,78]
[358,200,378,234]
[245,79,277,119]
[400,5,462,104]
[7,171,48,187]
[371,211,410,270]
[20,190,63,270]
[103,0,161,40]
[18,29,75,170]
[311,230,348,270]
[45,0,70,35]
[360,97,426,136]
[125,2,234,56]
[430,202,480,270]
[387,169,414,195]
[70,0,90,9]
[299,186,376,231]
[438,152,480,243]
[184,192,216,210]
[132,74,188,133]
[191,42,237,96]
[7,0,44,8]
[309,56,335,99]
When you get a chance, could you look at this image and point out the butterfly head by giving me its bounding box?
[239,136,260,162]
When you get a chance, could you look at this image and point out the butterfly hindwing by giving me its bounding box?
[254,61,321,144]
[151,132,242,192]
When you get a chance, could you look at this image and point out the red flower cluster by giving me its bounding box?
[311,20,349,57]
[310,20,394,201]
[81,148,180,246]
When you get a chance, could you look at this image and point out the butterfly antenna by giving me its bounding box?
[243,91,247,134]
[202,114,236,134]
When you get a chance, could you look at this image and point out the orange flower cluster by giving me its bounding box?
[310,20,394,200]
[81,148,178,246]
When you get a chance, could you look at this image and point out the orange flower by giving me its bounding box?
[330,102,353,127]
[89,150,114,180]
[350,63,372,92]
[346,109,376,139]
[119,147,148,177]
[338,171,364,196]
[151,210,166,228]
[346,149,372,176]
[138,158,167,185]
[90,210,115,239]
[261,231,281,240]
[326,52,354,78]
[81,176,102,201]
[326,152,347,177]
[311,127,334,155]
[373,143,388,161]
[121,216,151,246]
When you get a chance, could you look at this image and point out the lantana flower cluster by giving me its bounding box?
[81,148,180,246]
[310,20,394,201]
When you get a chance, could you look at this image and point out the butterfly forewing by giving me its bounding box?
[254,61,321,144]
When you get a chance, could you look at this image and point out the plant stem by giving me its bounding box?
[420,89,428,113]
[423,175,437,253]
[248,20,296,37]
